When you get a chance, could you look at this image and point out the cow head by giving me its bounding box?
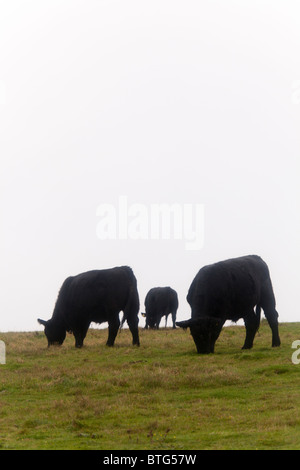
[176,317,224,353]
[38,318,66,346]
[141,312,157,329]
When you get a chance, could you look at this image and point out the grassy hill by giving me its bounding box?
[0,321,300,450]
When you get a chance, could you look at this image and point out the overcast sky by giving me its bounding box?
[0,0,299,331]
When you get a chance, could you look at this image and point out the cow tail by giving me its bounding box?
[121,273,140,325]
[119,268,140,331]
[119,295,135,331]
[256,304,261,329]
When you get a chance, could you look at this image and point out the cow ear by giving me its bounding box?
[38,318,47,326]
[176,319,193,330]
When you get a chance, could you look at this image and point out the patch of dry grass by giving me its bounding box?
[0,322,300,449]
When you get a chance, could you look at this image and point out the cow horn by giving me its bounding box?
[37,318,47,326]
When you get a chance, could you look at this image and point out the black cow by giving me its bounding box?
[38,266,140,348]
[142,287,178,329]
[176,255,281,353]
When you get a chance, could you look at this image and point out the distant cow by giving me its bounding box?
[142,287,178,329]
[38,266,140,348]
[176,255,280,353]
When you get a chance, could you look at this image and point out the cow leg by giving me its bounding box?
[127,316,140,346]
[242,309,260,349]
[74,333,83,348]
[123,290,140,345]
[106,316,120,347]
[171,310,176,329]
[264,308,281,347]
[154,314,161,329]
[260,281,281,347]
[74,324,89,348]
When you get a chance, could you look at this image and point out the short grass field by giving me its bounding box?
[0,321,300,450]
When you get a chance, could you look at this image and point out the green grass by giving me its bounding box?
[0,321,300,450]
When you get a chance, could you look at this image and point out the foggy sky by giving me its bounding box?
[0,0,299,331]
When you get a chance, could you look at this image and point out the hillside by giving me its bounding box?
[0,321,300,450]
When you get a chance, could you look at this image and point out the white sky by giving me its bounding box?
[0,0,299,331]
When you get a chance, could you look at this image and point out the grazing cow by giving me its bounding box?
[38,266,140,348]
[142,287,178,329]
[176,255,281,353]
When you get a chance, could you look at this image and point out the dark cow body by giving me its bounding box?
[176,255,280,353]
[38,266,140,348]
[142,287,178,329]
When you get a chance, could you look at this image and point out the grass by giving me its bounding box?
[0,321,300,450]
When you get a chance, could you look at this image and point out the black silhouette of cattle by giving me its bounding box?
[177,255,280,353]
[38,266,140,348]
[142,286,178,329]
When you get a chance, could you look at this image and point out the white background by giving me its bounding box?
[0,0,299,331]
